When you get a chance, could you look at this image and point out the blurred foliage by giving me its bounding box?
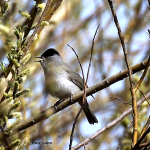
[0,0,150,150]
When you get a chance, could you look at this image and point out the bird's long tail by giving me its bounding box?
[79,101,98,124]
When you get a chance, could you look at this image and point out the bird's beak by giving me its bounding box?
[34,57,43,62]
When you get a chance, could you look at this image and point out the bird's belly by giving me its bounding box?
[45,75,81,99]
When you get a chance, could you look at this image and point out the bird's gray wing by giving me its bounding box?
[63,64,84,90]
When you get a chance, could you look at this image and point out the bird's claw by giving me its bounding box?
[70,94,73,102]
[54,99,64,110]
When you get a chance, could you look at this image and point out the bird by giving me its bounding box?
[36,48,98,124]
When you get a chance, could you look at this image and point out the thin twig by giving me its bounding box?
[116,121,133,150]
[68,24,99,148]
[86,24,100,84]
[67,44,87,102]
[132,81,150,106]
[67,44,85,83]
[80,134,86,150]
[69,107,83,150]
[139,115,150,139]
[110,96,132,105]
[143,144,150,150]
[107,0,138,146]
[134,55,150,92]
[67,44,86,149]
[139,141,150,148]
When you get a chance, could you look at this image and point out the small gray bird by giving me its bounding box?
[37,48,98,124]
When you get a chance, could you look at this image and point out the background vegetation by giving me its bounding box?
[0,0,150,149]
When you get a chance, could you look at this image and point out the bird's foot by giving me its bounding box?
[69,94,73,102]
[54,99,64,110]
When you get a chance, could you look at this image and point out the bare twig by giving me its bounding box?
[139,141,150,148]
[107,0,138,145]
[86,24,99,84]
[80,134,86,150]
[110,96,132,105]
[69,107,83,150]
[139,115,150,139]
[72,92,150,150]
[134,55,150,92]
[68,25,99,148]
[132,81,150,106]
[67,44,86,103]
[116,121,133,150]
[67,45,85,149]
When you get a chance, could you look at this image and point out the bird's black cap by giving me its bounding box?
[41,48,60,58]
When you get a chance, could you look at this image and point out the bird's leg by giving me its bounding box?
[54,94,73,110]
[54,99,64,110]
[69,94,73,102]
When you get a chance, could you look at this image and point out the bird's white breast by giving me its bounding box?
[45,70,81,99]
